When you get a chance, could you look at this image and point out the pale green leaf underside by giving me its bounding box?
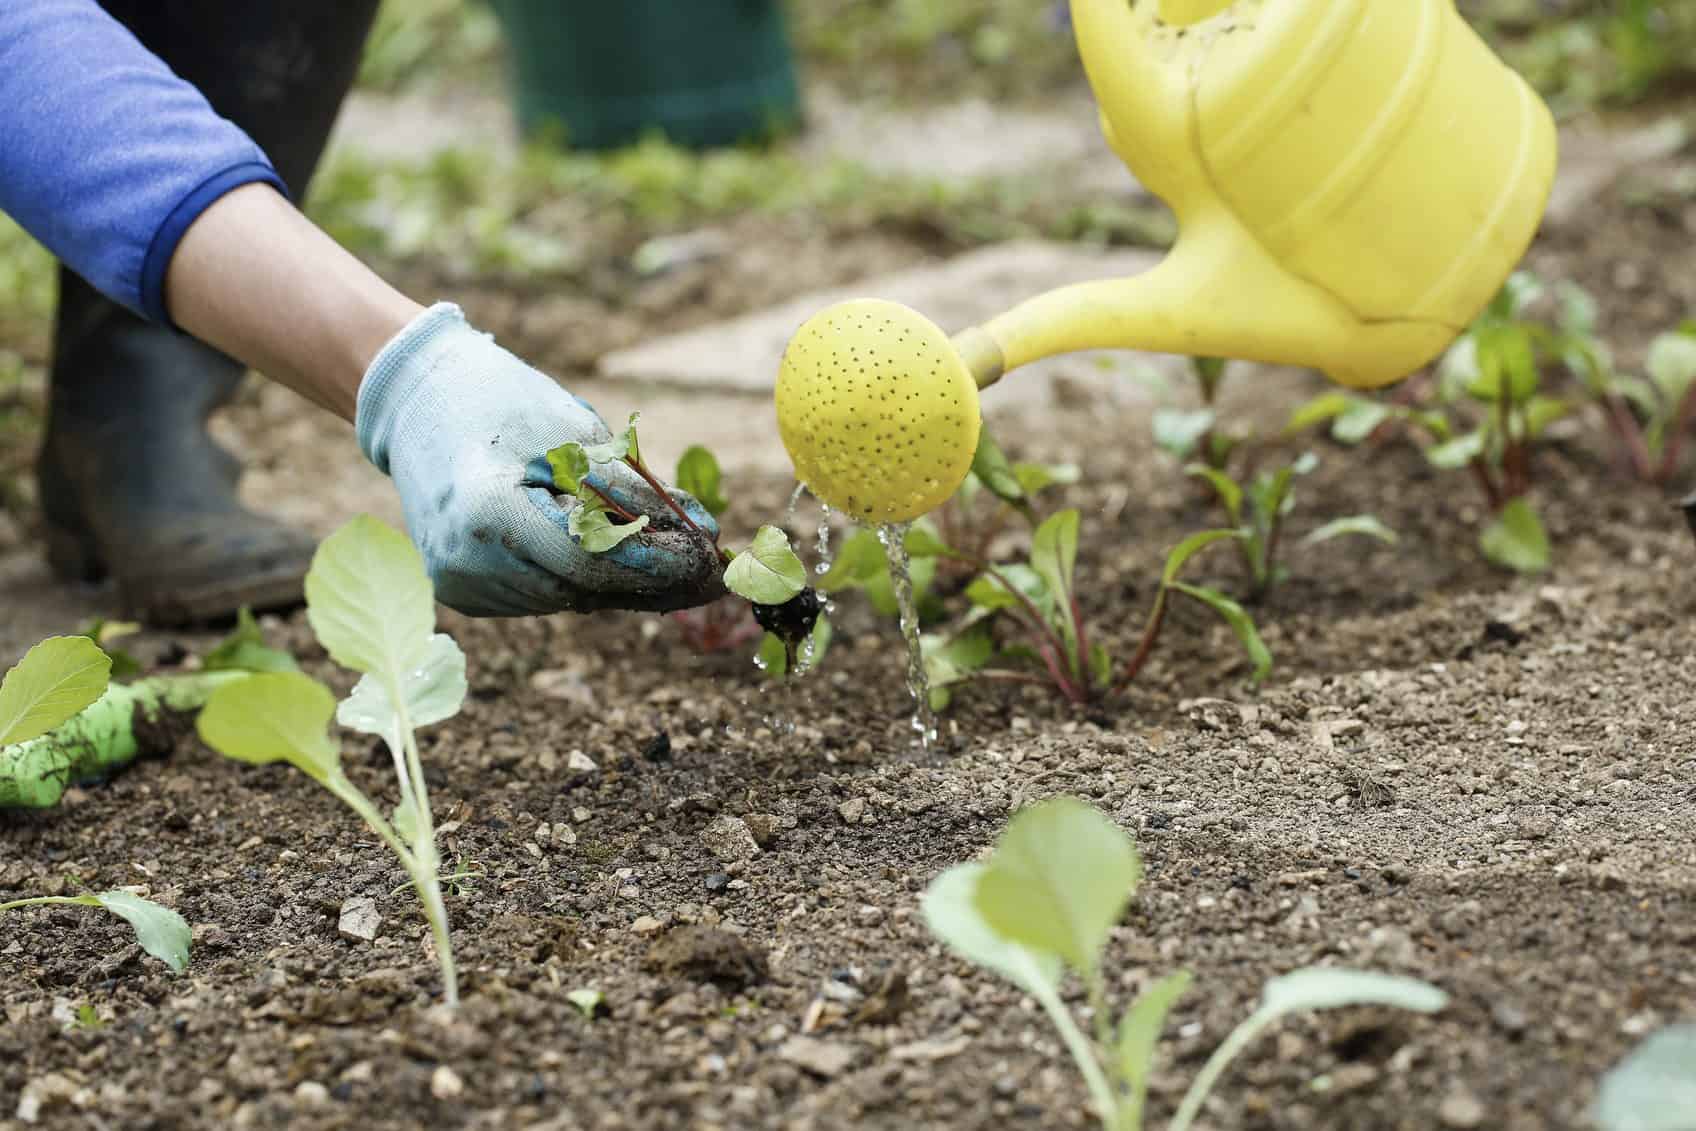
[197,671,344,784]
[1593,1025,1696,1131]
[89,890,191,975]
[724,525,806,605]
[921,864,1062,997]
[338,633,468,754]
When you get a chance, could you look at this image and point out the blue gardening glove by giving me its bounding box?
[356,303,724,617]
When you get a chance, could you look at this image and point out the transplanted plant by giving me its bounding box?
[0,635,191,972]
[1185,452,1396,603]
[1291,273,1572,573]
[546,423,828,676]
[918,513,1271,709]
[923,797,1450,1130]
[197,516,470,1005]
[1548,283,1696,485]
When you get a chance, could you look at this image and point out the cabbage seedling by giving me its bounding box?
[915,513,1270,709]
[1,614,294,810]
[1592,1023,1696,1130]
[922,797,1449,1130]
[1185,453,1396,603]
[198,516,469,1005]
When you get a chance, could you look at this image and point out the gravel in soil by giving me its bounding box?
[3,165,1696,1131]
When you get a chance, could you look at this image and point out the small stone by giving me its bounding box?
[704,873,730,893]
[702,816,761,863]
[855,905,885,927]
[1491,1001,1529,1036]
[777,1036,857,1078]
[430,1066,464,1100]
[743,813,780,848]
[337,897,380,942]
[837,798,867,824]
[340,1062,375,1083]
[1327,1064,1380,1094]
[573,807,592,823]
[631,915,666,934]
[567,750,598,775]
[1438,1085,1486,1129]
[530,669,594,706]
[293,1082,329,1104]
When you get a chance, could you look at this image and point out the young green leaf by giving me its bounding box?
[970,429,1028,506]
[581,412,640,466]
[1284,392,1352,435]
[1258,968,1449,1016]
[1479,498,1550,573]
[922,625,996,701]
[197,672,344,785]
[1160,530,1240,586]
[815,526,886,593]
[1030,510,1081,610]
[1089,642,1113,690]
[0,636,112,748]
[1523,396,1576,440]
[1301,516,1398,547]
[1012,462,1081,496]
[921,863,1062,997]
[1592,1025,1696,1131]
[1118,971,1193,1121]
[902,521,953,559]
[568,988,608,1020]
[1184,464,1243,525]
[1153,408,1215,460]
[86,891,191,975]
[202,607,298,674]
[1646,331,1696,406]
[1425,429,1488,471]
[1469,322,1539,402]
[1169,968,1447,1131]
[304,515,436,680]
[1169,582,1273,683]
[724,526,807,605]
[965,565,1050,613]
[338,634,468,754]
[974,797,1141,974]
[569,496,651,552]
[546,442,592,493]
[1332,400,1395,445]
[674,445,729,518]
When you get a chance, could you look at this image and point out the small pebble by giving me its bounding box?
[702,816,760,864]
[837,798,867,824]
[777,1036,857,1078]
[430,1066,464,1101]
[1438,1084,1486,1129]
[337,897,380,943]
[704,874,730,893]
[293,1082,329,1105]
[567,750,598,775]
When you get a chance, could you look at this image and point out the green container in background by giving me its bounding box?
[491,0,802,150]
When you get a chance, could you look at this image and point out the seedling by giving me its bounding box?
[1553,287,1696,484]
[1151,357,1246,473]
[1592,1023,1696,1130]
[666,445,763,655]
[1185,453,1396,602]
[916,513,1270,709]
[546,428,828,675]
[922,797,1449,1130]
[1290,273,1569,573]
[931,429,1080,572]
[198,516,470,1005]
[1,616,294,810]
[0,888,190,975]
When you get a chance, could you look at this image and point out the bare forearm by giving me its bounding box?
[163,184,423,421]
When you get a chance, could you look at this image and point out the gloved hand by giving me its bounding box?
[356,303,723,617]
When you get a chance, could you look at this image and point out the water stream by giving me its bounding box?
[875,523,938,749]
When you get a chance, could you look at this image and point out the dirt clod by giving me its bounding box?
[642,927,768,991]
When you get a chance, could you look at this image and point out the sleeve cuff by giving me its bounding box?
[138,161,289,326]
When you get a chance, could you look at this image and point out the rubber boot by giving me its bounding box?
[36,1,381,626]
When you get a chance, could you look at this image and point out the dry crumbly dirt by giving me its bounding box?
[4,154,1696,1131]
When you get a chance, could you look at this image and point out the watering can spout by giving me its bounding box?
[954,0,1559,391]
[958,202,1461,392]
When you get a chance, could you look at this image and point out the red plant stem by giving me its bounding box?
[943,550,1074,671]
[1116,589,1170,694]
[581,481,642,525]
[1036,640,1090,705]
[1069,593,1093,684]
[623,456,714,544]
[1655,385,1696,484]
[1258,511,1284,599]
[1468,458,1504,511]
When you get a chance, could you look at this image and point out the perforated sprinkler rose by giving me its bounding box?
[776,299,981,524]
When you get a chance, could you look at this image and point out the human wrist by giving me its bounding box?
[355,302,474,474]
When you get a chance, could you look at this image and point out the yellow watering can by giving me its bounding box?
[777,0,1559,523]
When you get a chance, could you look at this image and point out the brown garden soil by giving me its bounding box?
[4,157,1696,1131]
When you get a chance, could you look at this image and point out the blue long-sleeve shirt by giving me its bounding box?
[0,0,286,323]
